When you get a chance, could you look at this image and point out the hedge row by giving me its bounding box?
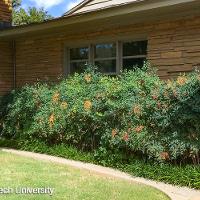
[1,64,200,164]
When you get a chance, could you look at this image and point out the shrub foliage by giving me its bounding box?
[1,64,200,164]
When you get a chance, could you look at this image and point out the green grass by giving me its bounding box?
[0,151,169,200]
[1,139,200,189]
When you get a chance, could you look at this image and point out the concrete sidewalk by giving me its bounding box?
[1,148,200,200]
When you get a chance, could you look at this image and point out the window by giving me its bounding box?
[94,43,116,74]
[66,40,147,75]
[122,41,147,71]
[69,47,89,74]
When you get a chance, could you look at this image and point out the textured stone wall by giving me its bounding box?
[0,41,13,95]
[0,0,12,25]
[1,15,200,94]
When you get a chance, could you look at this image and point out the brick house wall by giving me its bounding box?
[0,0,12,95]
[0,0,12,28]
[14,15,200,89]
[1,15,200,95]
[148,17,200,79]
[0,41,13,95]
[15,37,64,88]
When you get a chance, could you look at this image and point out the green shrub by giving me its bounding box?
[1,64,200,164]
[0,83,52,139]
[118,160,200,189]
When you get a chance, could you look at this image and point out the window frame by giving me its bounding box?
[93,42,117,75]
[122,40,148,71]
[64,39,148,76]
[67,45,90,74]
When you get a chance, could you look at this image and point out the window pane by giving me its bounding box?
[123,58,146,71]
[95,60,116,73]
[95,43,116,58]
[70,62,87,74]
[123,41,147,56]
[70,47,89,60]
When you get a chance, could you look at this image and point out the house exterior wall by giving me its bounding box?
[148,17,200,79]
[0,0,12,95]
[15,36,64,87]
[0,0,12,28]
[1,15,200,94]
[0,41,13,95]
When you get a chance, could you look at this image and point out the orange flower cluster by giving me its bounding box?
[60,102,68,109]
[152,95,158,100]
[112,129,117,138]
[84,74,92,83]
[167,80,173,89]
[163,91,169,98]
[133,105,142,116]
[177,76,187,86]
[173,90,178,98]
[160,152,170,160]
[49,114,55,128]
[52,92,60,103]
[123,132,129,142]
[157,102,162,109]
[134,125,144,133]
[84,100,92,111]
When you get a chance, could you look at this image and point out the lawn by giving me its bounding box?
[0,151,170,200]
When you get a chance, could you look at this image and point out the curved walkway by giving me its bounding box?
[1,148,200,200]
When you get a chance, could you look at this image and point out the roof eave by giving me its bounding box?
[0,0,199,38]
[64,0,93,16]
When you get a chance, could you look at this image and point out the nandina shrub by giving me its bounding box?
[150,73,200,164]
[104,71,200,164]
[0,83,52,138]
[28,66,159,148]
[1,64,200,164]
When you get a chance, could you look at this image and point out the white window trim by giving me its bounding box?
[64,40,147,76]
